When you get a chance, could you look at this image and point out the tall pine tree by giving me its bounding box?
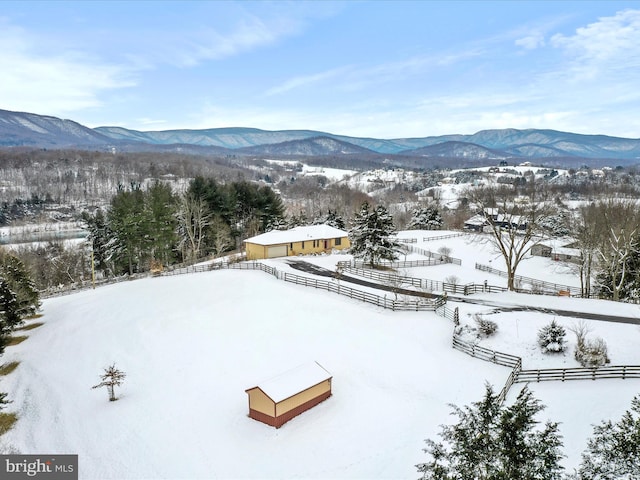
[417,385,565,480]
[408,206,443,230]
[575,395,640,479]
[348,202,402,268]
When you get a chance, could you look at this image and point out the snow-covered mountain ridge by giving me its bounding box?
[1,108,640,161]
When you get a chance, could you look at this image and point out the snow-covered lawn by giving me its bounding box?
[0,230,639,478]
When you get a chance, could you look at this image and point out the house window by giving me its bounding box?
[301,241,305,249]
[335,237,342,246]
[290,243,293,249]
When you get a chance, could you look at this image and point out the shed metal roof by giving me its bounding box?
[246,361,332,404]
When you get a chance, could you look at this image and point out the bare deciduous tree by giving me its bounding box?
[177,193,211,261]
[593,199,640,301]
[465,182,553,291]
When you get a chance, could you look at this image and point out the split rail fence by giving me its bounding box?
[342,266,506,295]
[475,263,588,297]
[446,327,640,403]
[161,260,445,312]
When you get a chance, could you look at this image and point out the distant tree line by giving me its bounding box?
[82,177,286,276]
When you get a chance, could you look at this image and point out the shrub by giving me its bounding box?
[575,337,610,368]
[537,320,567,353]
[570,321,610,367]
[474,314,498,337]
[445,275,459,286]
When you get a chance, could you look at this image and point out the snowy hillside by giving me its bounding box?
[0,232,639,479]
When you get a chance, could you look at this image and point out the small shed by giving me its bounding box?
[245,362,332,428]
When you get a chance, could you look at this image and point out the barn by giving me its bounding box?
[245,362,333,428]
[244,225,350,260]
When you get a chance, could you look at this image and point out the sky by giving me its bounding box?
[1,1,640,139]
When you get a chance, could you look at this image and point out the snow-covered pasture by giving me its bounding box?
[1,230,639,478]
[1,270,510,479]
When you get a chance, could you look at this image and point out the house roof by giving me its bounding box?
[464,214,489,226]
[244,225,348,246]
[246,361,332,404]
[534,237,582,257]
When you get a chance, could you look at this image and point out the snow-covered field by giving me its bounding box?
[1,231,639,479]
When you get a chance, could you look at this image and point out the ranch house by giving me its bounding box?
[245,361,333,428]
[244,225,350,260]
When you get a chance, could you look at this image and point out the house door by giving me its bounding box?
[324,240,328,249]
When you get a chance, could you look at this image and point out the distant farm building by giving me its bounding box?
[244,225,350,260]
[464,208,528,232]
[245,362,332,428]
[531,238,582,264]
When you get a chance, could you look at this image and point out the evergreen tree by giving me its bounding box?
[107,183,148,275]
[186,178,285,248]
[0,251,40,318]
[145,181,179,266]
[288,212,309,228]
[0,279,21,354]
[417,385,565,480]
[82,208,114,276]
[537,320,567,354]
[575,395,640,480]
[408,206,443,230]
[0,391,10,410]
[348,202,402,268]
[314,209,346,230]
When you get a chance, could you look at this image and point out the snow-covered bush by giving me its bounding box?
[537,320,567,353]
[575,337,610,368]
[445,275,459,286]
[570,321,610,367]
[474,314,498,337]
[454,324,480,343]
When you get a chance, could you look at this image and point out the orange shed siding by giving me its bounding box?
[275,379,332,416]
[246,387,275,417]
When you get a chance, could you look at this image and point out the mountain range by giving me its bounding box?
[1,108,639,164]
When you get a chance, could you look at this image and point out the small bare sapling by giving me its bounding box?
[92,363,126,401]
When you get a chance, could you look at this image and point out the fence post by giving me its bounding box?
[454,307,459,325]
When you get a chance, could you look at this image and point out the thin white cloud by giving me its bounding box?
[0,20,136,115]
[174,15,302,67]
[515,34,545,50]
[265,66,354,96]
[550,9,640,79]
[266,49,484,97]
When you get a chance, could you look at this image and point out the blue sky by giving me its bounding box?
[1,1,640,138]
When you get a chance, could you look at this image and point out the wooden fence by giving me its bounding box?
[403,244,463,265]
[475,263,585,296]
[452,335,522,369]
[435,305,459,323]
[516,365,640,383]
[342,266,506,295]
[422,233,465,242]
[336,257,453,270]
[162,259,446,312]
[282,272,445,311]
[450,331,640,403]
